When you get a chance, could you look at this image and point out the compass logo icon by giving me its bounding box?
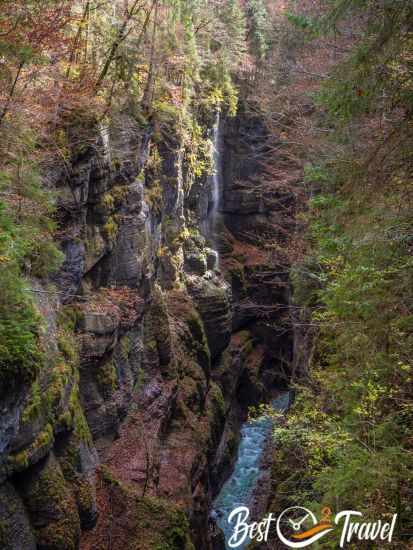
[276,506,334,548]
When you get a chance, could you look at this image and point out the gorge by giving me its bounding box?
[0,98,293,550]
[1,1,412,549]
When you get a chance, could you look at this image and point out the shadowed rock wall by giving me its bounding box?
[0,107,292,550]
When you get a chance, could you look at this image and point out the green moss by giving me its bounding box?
[37,520,79,550]
[187,313,203,343]
[69,389,92,445]
[30,241,64,278]
[112,156,121,170]
[22,380,42,422]
[56,438,79,483]
[45,361,73,416]
[56,305,81,368]
[71,474,96,530]
[21,453,80,550]
[102,215,119,242]
[28,460,64,505]
[36,423,54,449]
[112,184,129,202]
[187,312,211,370]
[57,332,78,366]
[21,302,83,431]
[7,423,53,472]
[57,305,82,333]
[100,185,130,212]
[133,495,194,550]
[209,381,225,417]
[8,449,29,470]
[144,179,163,214]
[0,267,43,395]
[100,465,123,488]
[228,262,246,295]
[144,286,175,377]
[76,478,94,513]
[56,409,74,432]
[146,339,158,352]
[97,359,117,396]
[99,468,194,549]
[101,192,115,210]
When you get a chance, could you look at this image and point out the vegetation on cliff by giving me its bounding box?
[0,0,253,386]
[1,0,412,548]
[0,1,272,549]
[260,0,413,546]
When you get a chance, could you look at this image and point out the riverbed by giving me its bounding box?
[213,392,291,549]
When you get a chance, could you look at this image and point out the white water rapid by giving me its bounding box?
[213,392,291,549]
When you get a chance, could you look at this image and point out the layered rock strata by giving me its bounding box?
[0,107,292,550]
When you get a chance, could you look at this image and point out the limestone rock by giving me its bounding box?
[186,274,232,361]
[55,431,98,530]
[54,240,85,302]
[205,248,218,271]
[184,250,207,275]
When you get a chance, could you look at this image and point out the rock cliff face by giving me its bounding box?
[0,106,292,550]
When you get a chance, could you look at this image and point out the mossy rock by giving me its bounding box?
[187,312,211,372]
[184,251,207,276]
[100,469,195,550]
[144,286,176,377]
[134,496,194,550]
[75,478,97,529]
[208,381,225,419]
[15,452,80,550]
[7,423,54,475]
[54,430,97,529]
[69,388,93,445]
[0,481,36,550]
[96,359,117,398]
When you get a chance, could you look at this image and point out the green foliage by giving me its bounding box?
[288,161,413,538]
[219,0,247,68]
[315,2,413,123]
[97,360,117,397]
[0,273,42,393]
[183,118,214,180]
[247,0,272,60]
[102,215,119,242]
[286,12,320,34]
[0,126,63,395]
[273,0,413,544]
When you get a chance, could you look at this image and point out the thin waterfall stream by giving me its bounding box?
[206,111,223,267]
[213,392,291,549]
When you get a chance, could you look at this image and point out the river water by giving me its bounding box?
[213,392,291,549]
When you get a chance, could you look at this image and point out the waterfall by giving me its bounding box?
[213,392,291,549]
[206,111,222,268]
[99,123,111,166]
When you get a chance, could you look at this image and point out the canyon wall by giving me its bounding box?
[0,105,291,550]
